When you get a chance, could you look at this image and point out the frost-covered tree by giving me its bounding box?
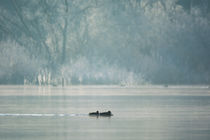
[0,0,210,85]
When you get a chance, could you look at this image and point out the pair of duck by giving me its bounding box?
[89,111,113,117]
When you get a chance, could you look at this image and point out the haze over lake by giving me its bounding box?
[0,86,210,140]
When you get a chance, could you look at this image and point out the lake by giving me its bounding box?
[0,85,210,140]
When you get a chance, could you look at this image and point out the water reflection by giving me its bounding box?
[0,86,210,140]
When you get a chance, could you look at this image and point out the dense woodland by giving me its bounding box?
[0,0,210,85]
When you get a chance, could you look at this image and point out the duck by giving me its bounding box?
[89,111,99,116]
[99,111,113,116]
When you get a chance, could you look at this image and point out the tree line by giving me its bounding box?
[0,0,210,85]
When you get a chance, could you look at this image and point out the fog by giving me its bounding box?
[0,0,210,85]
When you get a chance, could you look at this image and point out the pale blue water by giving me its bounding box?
[0,86,210,140]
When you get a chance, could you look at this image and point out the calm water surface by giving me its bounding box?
[0,85,210,140]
